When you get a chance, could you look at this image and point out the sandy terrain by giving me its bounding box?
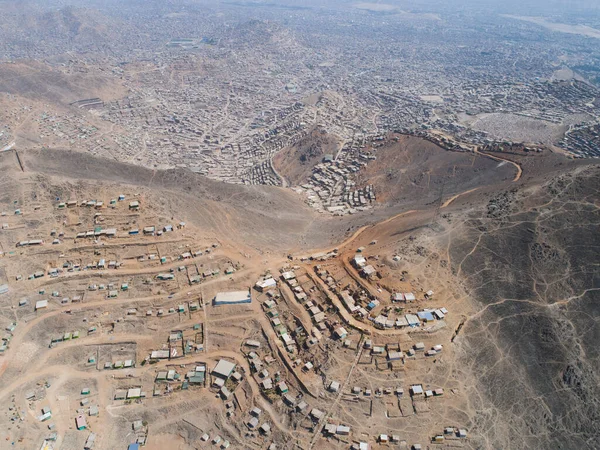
[0,136,597,450]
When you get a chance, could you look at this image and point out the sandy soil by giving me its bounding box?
[0,137,596,450]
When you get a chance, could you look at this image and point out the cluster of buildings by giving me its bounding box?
[30,288,86,311]
[293,134,382,215]
[260,279,317,355]
[303,255,451,346]
[148,324,205,364]
[114,387,145,401]
[246,407,272,436]
[0,322,16,353]
[56,195,132,210]
[561,122,600,158]
[370,307,448,330]
[364,340,445,362]
[100,74,313,184]
[246,346,324,433]
[273,268,338,343]
[209,359,244,401]
[2,0,599,200]
[153,362,207,395]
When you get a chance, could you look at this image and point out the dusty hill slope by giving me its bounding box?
[0,61,126,105]
[445,164,600,449]
[357,134,517,205]
[13,148,365,252]
[17,146,510,252]
[273,127,342,185]
[0,4,128,58]
[274,146,597,449]
[2,144,598,449]
[15,142,581,254]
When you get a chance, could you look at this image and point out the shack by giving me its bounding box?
[76,415,87,430]
[212,359,236,379]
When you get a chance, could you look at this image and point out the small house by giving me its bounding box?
[405,314,420,327]
[310,408,324,420]
[334,327,348,339]
[84,433,96,450]
[391,293,405,302]
[352,255,367,268]
[76,414,87,430]
[336,425,350,436]
[411,385,424,396]
[404,292,416,302]
[213,359,236,379]
[127,388,141,399]
[361,265,377,279]
[35,300,48,310]
[417,311,434,322]
[387,351,403,361]
[255,278,277,292]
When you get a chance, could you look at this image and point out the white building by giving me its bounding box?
[213,290,251,306]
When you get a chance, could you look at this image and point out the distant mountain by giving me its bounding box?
[37,6,113,41]
[0,3,128,59]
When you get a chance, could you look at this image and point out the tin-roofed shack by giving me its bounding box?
[212,359,236,379]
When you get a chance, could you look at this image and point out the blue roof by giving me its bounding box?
[128,444,139,450]
[417,311,434,321]
[367,302,376,310]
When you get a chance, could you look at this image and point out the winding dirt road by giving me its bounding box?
[474,147,522,182]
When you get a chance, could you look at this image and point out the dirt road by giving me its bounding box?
[474,147,522,182]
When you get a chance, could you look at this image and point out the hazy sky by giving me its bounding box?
[15,0,600,18]
[366,0,600,15]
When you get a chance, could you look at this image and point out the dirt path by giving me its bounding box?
[279,282,313,332]
[441,187,480,208]
[270,156,288,188]
[316,210,418,256]
[439,148,521,208]
[308,336,364,449]
[0,267,256,379]
[474,147,522,182]
[427,129,522,182]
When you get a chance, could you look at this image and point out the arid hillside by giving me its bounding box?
[270,145,598,449]
[273,127,342,186]
[356,134,517,205]
[9,149,331,253]
[446,165,600,449]
[0,61,127,105]
[0,3,129,58]
[0,142,597,450]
